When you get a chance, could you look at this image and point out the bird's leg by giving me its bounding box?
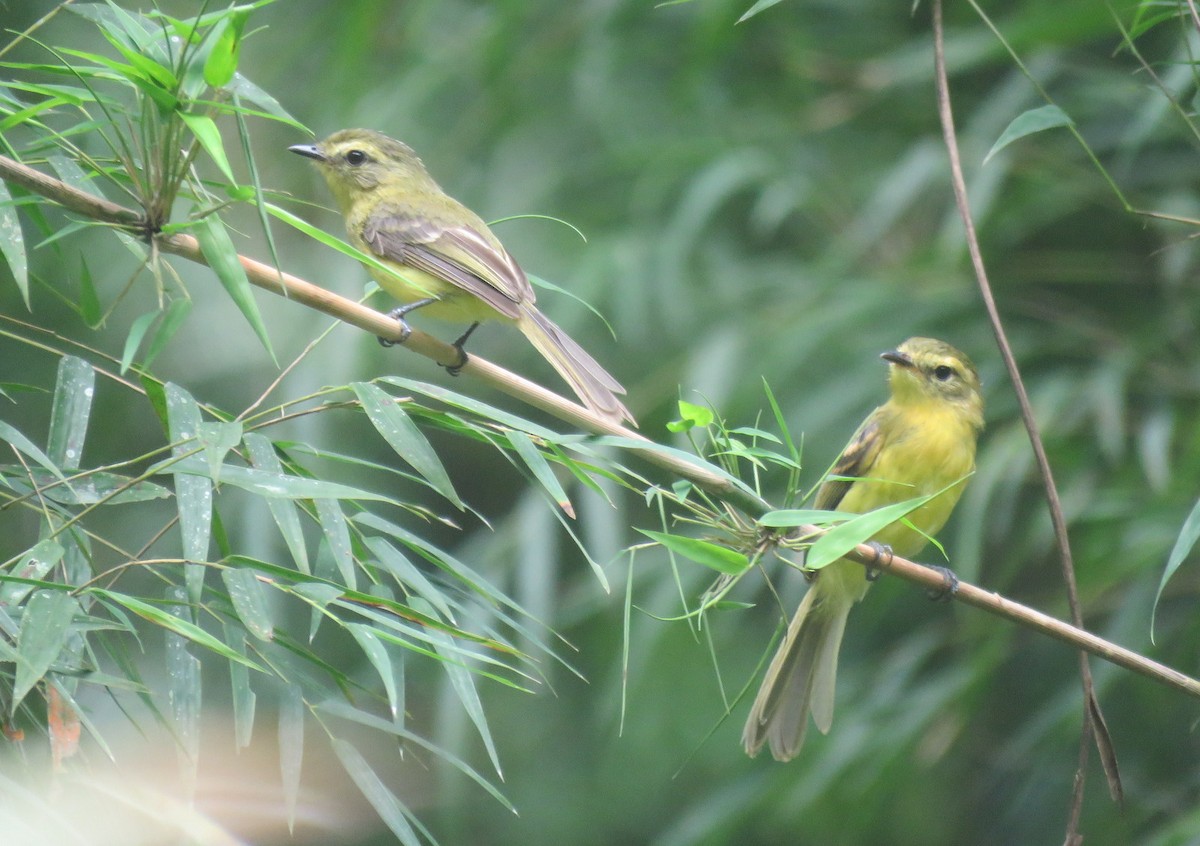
[925,566,959,602]
[442,322,480,376]
[378,298,437,347]
[863,541,893,582]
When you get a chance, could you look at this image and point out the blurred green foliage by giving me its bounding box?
[2,0,1200,844]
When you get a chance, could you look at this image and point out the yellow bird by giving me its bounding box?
[743,337,984,761]
[290,129,633,426]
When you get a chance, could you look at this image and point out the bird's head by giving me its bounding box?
[882,337,984,430]
[289,129,433,211]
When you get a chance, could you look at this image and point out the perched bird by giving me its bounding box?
[289,129,633,425]
[743,337,984,761]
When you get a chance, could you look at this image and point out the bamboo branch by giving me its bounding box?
[2,152,1197,707]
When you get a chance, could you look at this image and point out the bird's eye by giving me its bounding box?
[345,149,368,166]
[933,365,955,381]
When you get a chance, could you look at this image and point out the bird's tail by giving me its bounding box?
[518,305,634,426]
[742,568,855,761]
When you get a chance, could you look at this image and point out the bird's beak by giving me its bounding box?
[288,143,326,162]
[881,349,914,368]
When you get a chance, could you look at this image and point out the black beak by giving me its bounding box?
[881,349,913,368]
[288,143,325,161]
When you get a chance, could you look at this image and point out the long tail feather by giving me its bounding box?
[518,305,634,426]
[742,570,856,761]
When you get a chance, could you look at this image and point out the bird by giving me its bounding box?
[743,337,984,761]
[289,129,633,426]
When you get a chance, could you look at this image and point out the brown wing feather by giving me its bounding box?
[814,410,888,511]
[361,206,530,320]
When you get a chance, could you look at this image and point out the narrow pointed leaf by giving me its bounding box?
[13,590,78,712]
[225,624,256,749]
[166,383,211,602]
[805,492,939,571]
[352,382,462,508]
[984,105,1074,165]
[279,684,304,833]
[332,739,421,846]
[638,529,750,574]
[221,567,274,641]
[0,178,29,308]
[47,357,93,473]
[245,433,309,573]
[1152,496,1200,640]
[194,212,274,358]
[347,624,399,719]
[508,430,573,517]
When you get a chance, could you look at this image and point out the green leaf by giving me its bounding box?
[737,0,785,23]
[244,434,309,574]
[13,589,78,712]
[203,10,249,88]
[365,536,455,622]
[638,529,750,575]
[180,112,237,183]
[225,623,256,749]
[193,212,274,359]
[758,509,846,529]
[196,420,243,484]
[279,684,304,833]
[677,399,715,429]
[0,419,73,490]
[805,492,938,572]
[165,383,211,602]
[1152,496,1200,642]
[143,299,192,367]
[47,356,94,472]
[347,623,400,719]
[227,73,307,131]
[120,311,159,374]
[0,178,29,308]
[162,456,398,503]
[164,588,201,793]
[315,498,355,587]
[352,382,462,508]
[77,256,101,327]
[333,739,422,846]
[221,567,274,641]
[507,430,573,517]
[983,105,1074,166]
[1,539,64,606]
[90,589,263,671]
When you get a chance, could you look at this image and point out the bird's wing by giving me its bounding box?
[813,408,889,512]
[361,205,531,320]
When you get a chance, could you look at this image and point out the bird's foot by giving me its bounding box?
[925,565,959,602]
[864,541,893,582]
[442,322,480,376]
[378,298,436,348]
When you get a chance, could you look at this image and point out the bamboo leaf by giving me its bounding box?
[166,383,211,602]
[244,433,309,574]
[984,105,1075,165]
[805,492,939,572]
[90,589,263,671]
[0,178,29,308]
[352,382,462,508]
[193,211,274,358]
[221,567,274,642]
[13,590,78,712]
[279,684,304,833]
[333,739,422,846]
[638,529,750,575]
[508,430,574,517]
[180,112,237,183]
